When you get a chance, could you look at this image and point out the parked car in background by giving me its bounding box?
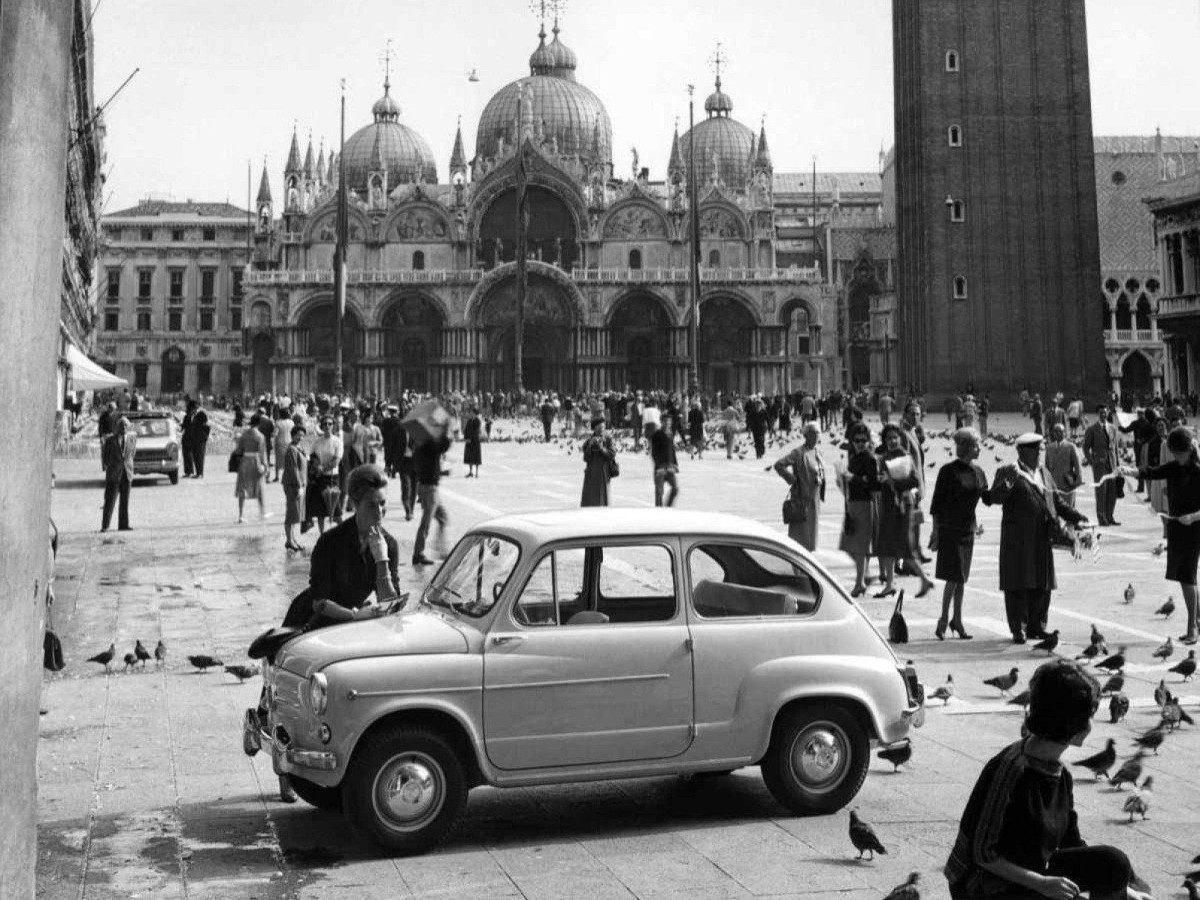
[245,508,924,854]
[125,410,180,484]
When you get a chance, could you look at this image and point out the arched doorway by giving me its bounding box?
[610,293,673,388]
[475,272,578,390]
[250,333,274,394]
[298,302,363,393]
[697,295,754,393]
[1121,351,1153,400]
[1115,293,1132,331]
[381,294,445,393]
[160,346,185,395]
[478,186,579,269]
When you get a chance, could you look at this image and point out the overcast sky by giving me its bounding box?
[94,0,1199,211]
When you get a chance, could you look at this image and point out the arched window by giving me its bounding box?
[948,125,962,147]
[1101,296,1112,330]
[792,307,811,355]
[949,200,965,223]
[708,249,721,267]
[1135,294,1152,330]
[952,275,967,300]
[945,50,960,72]
[1115,293,1132,330]
[628,248,642,270]
[412,250,425,271]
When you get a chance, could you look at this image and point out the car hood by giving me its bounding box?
[134,435,173,449]
[275,609,470,678]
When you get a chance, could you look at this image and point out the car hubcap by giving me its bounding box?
[373,752,445,832]
[790,723,849,792]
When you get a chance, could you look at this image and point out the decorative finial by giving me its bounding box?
[379,38,395,90]
[708,42,727,89]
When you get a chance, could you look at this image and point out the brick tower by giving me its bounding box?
[892,0,1107,405]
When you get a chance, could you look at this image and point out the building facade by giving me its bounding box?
[243,25,844,398]
[892,0,1106,405]
[1146,171,1200,395]
[96,202,251,396]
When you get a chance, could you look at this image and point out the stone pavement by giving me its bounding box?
[38,414,1200,899]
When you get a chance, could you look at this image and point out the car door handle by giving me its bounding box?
[491,635,524,646]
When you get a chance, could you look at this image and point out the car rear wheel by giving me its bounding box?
[289,775,342,812]
[760,703,868,816]
[342,724,468,855]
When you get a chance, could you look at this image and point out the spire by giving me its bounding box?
[369,121,386,173]
[755,117,772,170]
[747,132,757,177]
[668,119,683,176]
[303,133,315,177]
[316,139,326,185]
[591,119,601,160]
[256,162,272,204]
[327,150,337,185]
[449,115,467,179]
[285,123,301,173]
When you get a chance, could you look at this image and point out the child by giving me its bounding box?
[945,659,1153,900]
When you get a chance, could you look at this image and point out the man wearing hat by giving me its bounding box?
[984,432,1087,643]
[1082,405,1120,526]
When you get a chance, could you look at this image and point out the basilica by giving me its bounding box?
[243,23,831,397]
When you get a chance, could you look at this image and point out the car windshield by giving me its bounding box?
[422,533,520,619]
[130,419,170,437]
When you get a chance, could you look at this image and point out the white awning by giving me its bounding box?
[65,343,127,390]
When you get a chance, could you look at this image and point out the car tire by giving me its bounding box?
[342,724,468,855]
[760,703,869,816]
[168,470,179,485]
[289,775,342,812]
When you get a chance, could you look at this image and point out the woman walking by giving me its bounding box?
[304,415,342,534]
[1124,427,1200,644]
[1141,415,1169,539]
[581,417,616,507]
[281,424,307,553]
[687,399,706,459]
[235,415,269,523]
[774,422,826,551]
[929,428,988,639]
[463,406,483,478]
[839,423,880,597]
[875,423,935,598]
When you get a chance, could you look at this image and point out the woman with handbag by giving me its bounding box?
[929,428,988,638]
[875,423,935,598]
[773,422,826,551]
[838,423,881,597]
[234,415,268,523]
[581,417,616,507]
[304,415,342,535]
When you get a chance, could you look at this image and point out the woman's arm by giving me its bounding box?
[977,858,1076,899]
[772,451,797,485]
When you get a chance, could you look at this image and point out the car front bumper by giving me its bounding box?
[133,460,178,474]
[243,707,338,772]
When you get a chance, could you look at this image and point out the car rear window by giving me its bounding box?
[688,543,821,618]
[130,419,170,437]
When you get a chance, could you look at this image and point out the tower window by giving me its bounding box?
[708,249,721,267]
[203,227,216,241]
[628,248,642,270]
[104,311,120,331]
[948,125,962,147]
[231,307,243,330]
[106,269,121,301]
[949,200,965,223]
[172,229,185,242]
[412,250,425,270]
[133,364,148,390]
[136,310,151,331]
[945,50,960,72]
[140,228,154,241]
[168,310,182,332]
[953,276,968,300]
[199,309,214,331]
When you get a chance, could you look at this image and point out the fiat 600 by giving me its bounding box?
[246,508,924,854]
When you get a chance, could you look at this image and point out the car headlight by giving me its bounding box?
[165,442,179,458]
[308,672,328,715]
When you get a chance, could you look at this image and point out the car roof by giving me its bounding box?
[124,410,172,418]
[475,508,790,547]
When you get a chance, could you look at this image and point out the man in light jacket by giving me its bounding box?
[101,416,137,531]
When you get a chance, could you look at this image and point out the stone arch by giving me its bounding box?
[601,199,670,241]
[160,345,186,394]
[693,293,757,392]
[249,299,273,330]
[295,296,366,389]
[683,288,762,326]
[609,290,676,388]
[302,204,371,244]
[382,201,452,243]
[1135,293,1153,330]
[683,200,749,241]
[778,296,818,357]
[375,288,450,328]
[468,157,588,249]
[465,260,586,325]
[291,291,367,329]
[1115,292,1132,330]
[605,288,677,327]
[1119,349,1153,398]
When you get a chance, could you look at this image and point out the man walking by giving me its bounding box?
[101,416,136,532]
[412,425,452,565]
[1044,424,1082,509]
[899,403,931,564]
[650,412,680,506]
[1082,405,1120,526]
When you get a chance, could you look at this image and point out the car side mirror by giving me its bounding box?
[492,582,503,603]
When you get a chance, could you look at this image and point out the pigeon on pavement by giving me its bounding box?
[187,654,223,672]
[1100,672,1125,695]
[87,643,115,672]
[1110,753,1145,789]
[1095,646,1127,672]
[1007,689,1032,710]
[1109,693,1130,724]
[134,640,151,667]
[1090,623,1106,646]
[1122,776,1153,821]
[1123,583,1135,604]
[984,667,1020,696]
[1072,738,1116,780]
[1170,650,1197,682]
[882,872,920,900]
[1155,597,1176,618]
[1182,877,1198,900]
[1032,630,1060,655]
[848,809,887,860]
[928,675,954,703]
[1132,726,1166,755]
[1161,693,1194,730]
[1154,679,1168,707]
[224,664,258,683]
[1152,637,1174,661]
[1076,642,1105,661]
[154,640,166,666]
[122,653,137,671]
[877,742,912,773]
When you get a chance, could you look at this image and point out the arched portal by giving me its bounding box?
[610,293,673,388]
[475,272,578,390]
[1121,351,1153,400]
[1115,293,1132,330]
[698,296,755,393]
[846,266,879,390]
[381,294,445,393]
[160,346,185,395]
[1135,294,1152,331]
[298,302,364,393]
[478,186,579,269]
[250,333,274,395]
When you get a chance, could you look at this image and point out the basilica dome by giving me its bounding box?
[677,77,755,188]
[340,81,438,191]
[475,25,612,165]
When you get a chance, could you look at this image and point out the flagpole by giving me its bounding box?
[687,84,701,397]
[334,81,347,395]
[514,86,528,396]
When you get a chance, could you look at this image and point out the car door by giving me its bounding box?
[483,541,694,770]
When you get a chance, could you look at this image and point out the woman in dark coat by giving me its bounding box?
[875,423,935,598]
[839,423,881,597]
[463,407,483,478]
[580,417,615,507]
[687,400,705,458]
[929,428,988,639]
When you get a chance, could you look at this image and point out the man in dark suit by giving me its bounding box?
[1082,405,1120,525]
[984,432,1087,643]
[900,403,931,564]
[101,416,137,532]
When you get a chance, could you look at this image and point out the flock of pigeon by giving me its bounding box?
[85,640,257,683]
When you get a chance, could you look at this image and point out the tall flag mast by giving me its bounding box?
[514,85,528,396]
[334,79,348,394]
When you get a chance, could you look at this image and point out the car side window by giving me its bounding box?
[688,544,821,618]
[513,547,587,627]
[596,545,676,623]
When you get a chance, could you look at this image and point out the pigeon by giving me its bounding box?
[1155,597,1176,618]
[1095,646,1127,672]
[877,741,912,773]
[882,872,920,900]
[1090,623,1106,646]
[1100,672,1125,695]
[1072,738,1116,780]
[87,643,115,672]
[1123,583,1135,604]
[1032,630,1060,655]
[1183,878,1199,900]
[984,667,1020,696]
[1003,691,1032,710]
[1122,776,1153,821]
[1170,650,1197,682]
[1076,642,1105,661]
[1109,693,1130,724]
[1152,637,1174,661]
[1154,679,1168,708]
[1109,752,1145,789]
[223,664,258,683]
[154,640,167,666]
[1132,726,1166,754]
[1152,542,1165,557]
[848,809,887,860]
[122,652,137,671]
[928,675,955,703]
[133,640,152,666]
[187,654,223,672]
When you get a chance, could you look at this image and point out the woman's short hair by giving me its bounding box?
[291,424,307,438]
[1167,426,1194,455]
[846,422,870,443]
[1026,659,1099,742]
[346,464,387,505]
[880,423,904,443]
[952,428,979,455]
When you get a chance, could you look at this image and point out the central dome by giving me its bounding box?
[676,77,754,188]
[475,25,612,165]
[341,81,438,191]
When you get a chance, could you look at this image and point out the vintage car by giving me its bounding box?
[245,508,923,854]
[125,410,181,483]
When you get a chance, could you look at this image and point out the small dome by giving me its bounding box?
[341,82,437,190]
[371,88,402,122]
[529,24,578,77]
[678,115,755,188]
[705,80,734,116]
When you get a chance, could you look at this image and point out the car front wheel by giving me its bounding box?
[760,703,869,816]
[290,775,342,812]
[342,724,468,855]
